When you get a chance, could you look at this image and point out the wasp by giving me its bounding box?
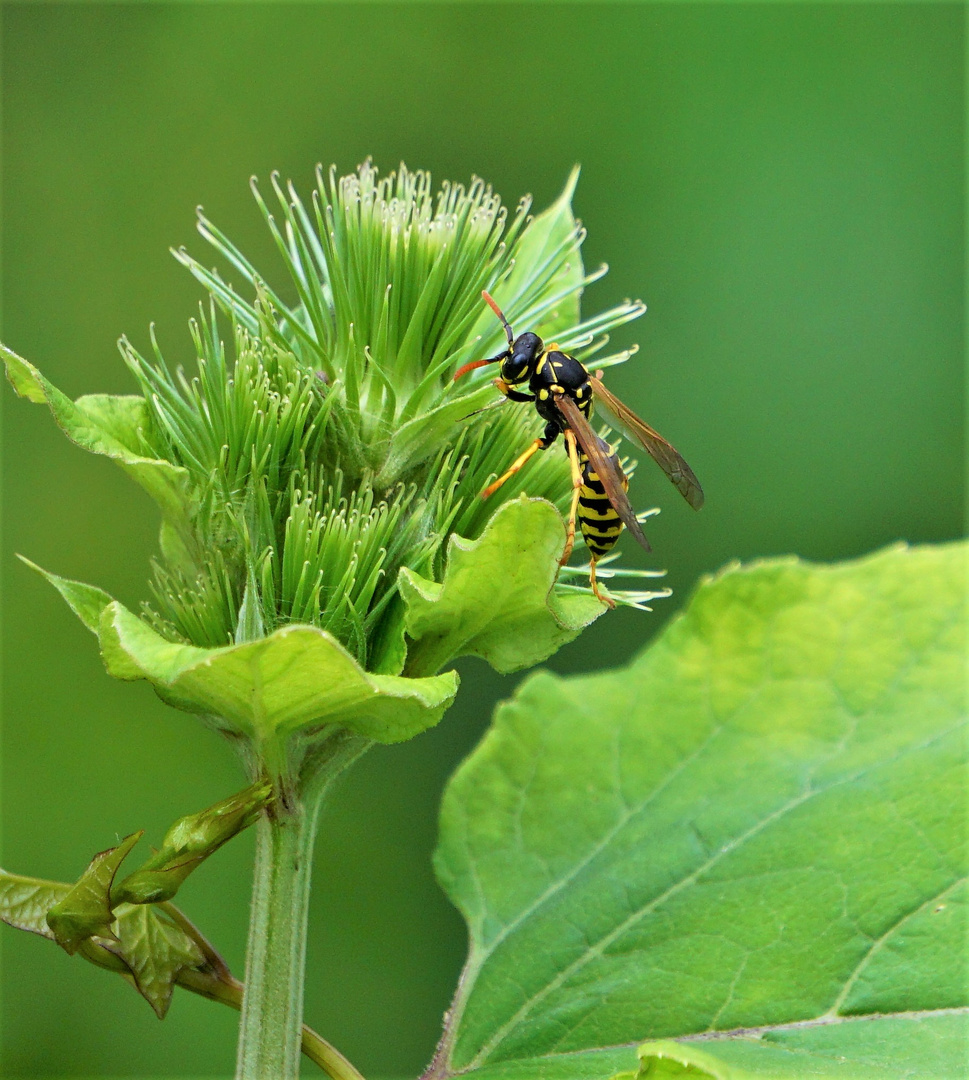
[454,291,704,606]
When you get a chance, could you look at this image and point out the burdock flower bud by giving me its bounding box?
[2,161,667,791]
[113,781,273,905]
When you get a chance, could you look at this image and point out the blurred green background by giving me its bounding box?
[1,3,963,1077]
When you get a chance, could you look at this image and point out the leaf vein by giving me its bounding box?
[478,716,727,955]
[465,718,967,1068]
[826,874,968,1017]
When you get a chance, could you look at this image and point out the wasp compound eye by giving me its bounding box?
[501,354,530,383]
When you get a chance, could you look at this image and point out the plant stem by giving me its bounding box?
[235,733,370,1080]
[178,968,366,1080]
[300,1024,369,1080]
[236,794,315,1080]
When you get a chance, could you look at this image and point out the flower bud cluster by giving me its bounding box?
[124,162,647,665]
[3,161,663,756]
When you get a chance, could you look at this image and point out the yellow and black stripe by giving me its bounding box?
[577,447,626,558]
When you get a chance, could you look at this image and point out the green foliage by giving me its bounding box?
[0,784,282,1020]
[1,860,212,1020]
[0,859,367,1077]
[430,542,967,1080]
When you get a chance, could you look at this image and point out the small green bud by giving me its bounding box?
[113,857,202,907]
[114,781,272,905]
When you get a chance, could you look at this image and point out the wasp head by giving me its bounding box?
[501,332,544,384]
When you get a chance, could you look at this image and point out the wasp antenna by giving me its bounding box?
[453,358,494,381]
[482,290,514,348]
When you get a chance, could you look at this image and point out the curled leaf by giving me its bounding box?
[97,602,459,745]
[46,832,142,954]
[25,555,458,751]
[1,344,191,525]
[401,497,605,676]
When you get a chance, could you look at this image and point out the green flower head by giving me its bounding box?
[3,161,668,777]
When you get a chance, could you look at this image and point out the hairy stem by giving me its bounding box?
[235,795,315,1080]
[178,968,366,1080]
[235,734,370,1080]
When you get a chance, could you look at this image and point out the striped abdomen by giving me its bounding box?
[577,446,627,558]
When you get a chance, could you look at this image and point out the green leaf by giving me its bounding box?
[46,832,143,954]
[400,496,605,676]
[431,542,968,1080]
[106,903,206,1018]
[28,552,460,754]
[18,557,115,634]
[1,343,191,524]
[96,600,457,745]
[632,1012,969,1078]
[0,869,70,939]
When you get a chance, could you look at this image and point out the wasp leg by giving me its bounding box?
[497,379,535,403]
[481,439,544,499]
[560,428,584,567]
[589,555,616,609]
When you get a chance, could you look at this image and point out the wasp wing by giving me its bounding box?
[554,394,652,553]
[590,376,704,510]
